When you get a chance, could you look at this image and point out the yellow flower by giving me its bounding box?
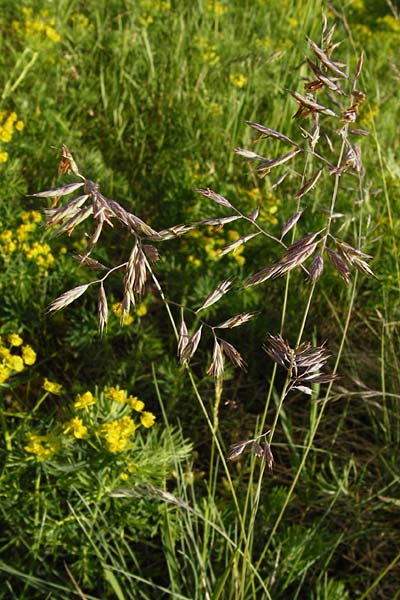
[128,396,145,412]
[140,411,156,428]
[120,472,129,481]
[63,417,88,439]
[139,14,154,27]
[43,378,63,395]
[230,72,246,88]
[378,15,400,32]
[8,333,23,347]
[0,364,11,383]
[99,416,137,452]
[15,120,24,131]
[45,26,61,42]
[202,49,220,66]
[22,345,36,365]
[0,152,8,163]
[136,303,147,317]
[21,210,41,223]
[188,255,201,268]
[6,355,24,372]
[105,386,128,403]
[256,38,271,50]
[24,433,59,460]
[74,391,96,409]
[0,344,11,359]
[206,1,228,15]
[112,302,134,325]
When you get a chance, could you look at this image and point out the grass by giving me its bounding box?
[1,0,400,598]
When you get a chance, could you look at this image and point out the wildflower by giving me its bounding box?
[126,460,135,473]
[206,1,228,16]
[16,222,37,241]
[202,49,220,66]
[0,364,11,383]
[0,344,11,360]
[378,15,400,33]
[45,26,61,42]
[24,433,59,460]
[0,152,8,163]
[99,416,137,452]
[22,345,36,365]
[136,303,147,317]
[140,411,156,428]
[188,255,201,268]
[6,355,24,372]
[72,14,92,30]
[256,38,271,50]
[21,210,42,223]
[230,73,246,88]
[74,391,96,409]
[139,14,154,27]
[43,378,63,394]
[105,386,128,403]
[120,472,129,481]
[8,333,23,347]
[63,416,88,439]
[128,396,145,412]
[112,302,134,325]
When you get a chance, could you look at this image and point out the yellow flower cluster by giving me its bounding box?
[43,378,63,395]
[230,72,246,89]
[140,0,171,11]
[66,386,155,450]
[377,15,400,33]
[74,390,96,409]
[12,7,61,44]
[0,334,36,384]
[186,227,246,268]
[24,433,59,460]
[105,386,147,413]
[255,37,271,51]
[99,416,137,452]
[24,384,156,460]
[0,111,24,163]
[206,1,228,16]
[0,210,55,271]
[63,417,88,439]
[138,0,171,26]
[70,13,93,31]
[194,36,220,66]
[359,103,379,128]
[105,387,155,428]
[239,187,281,226]
[202,47,220,66]
[287,17,299,28]
[112,301,147,325]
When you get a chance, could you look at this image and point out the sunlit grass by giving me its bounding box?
[1,0,400,598]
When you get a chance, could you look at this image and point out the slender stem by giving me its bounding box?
[250,273,358,585]
[358,548,400,600]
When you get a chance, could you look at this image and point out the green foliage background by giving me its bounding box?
[1,0,400,598]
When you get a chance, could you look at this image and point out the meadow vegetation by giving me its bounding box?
[1,1,400,598]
